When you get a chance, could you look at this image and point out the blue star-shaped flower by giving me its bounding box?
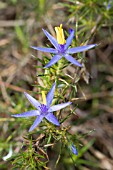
[71,144,78,155]
[12,83,71,132]
[31,24,97,68]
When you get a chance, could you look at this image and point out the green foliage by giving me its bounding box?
[61,0,113,38]
[12,139,48,170]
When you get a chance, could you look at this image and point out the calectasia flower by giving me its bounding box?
[71,144,78,155]
[31,24,97,68]
[12,82,71,132]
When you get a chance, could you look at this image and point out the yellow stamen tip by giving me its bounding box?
[41,91,46,104]
[55,24,66,45]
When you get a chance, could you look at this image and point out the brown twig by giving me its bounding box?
[0,80,26,93]
[72,91,113,102]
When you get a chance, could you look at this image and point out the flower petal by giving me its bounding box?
[66,44,97,54]
[64,29,75,50]
[49,102,71,112]
[44,55,62,68]
[31,46,58,54]
[46,82,56,107]
[45,112,60,126]
[11,110,40,117]
[42,29,58,49]
[71,144,78,155]
[64,54,82,67]
[29,115,44,132]
[24,92,41,110]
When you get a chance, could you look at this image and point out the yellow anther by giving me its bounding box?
[55,24,66,45]
[41,91,46,104]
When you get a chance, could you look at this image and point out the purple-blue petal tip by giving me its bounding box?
[56,122,60,126]
[68,28,74,34]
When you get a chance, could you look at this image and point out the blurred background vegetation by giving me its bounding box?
[0,0,113,169]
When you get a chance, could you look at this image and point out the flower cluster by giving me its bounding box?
[12,24,97,156]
